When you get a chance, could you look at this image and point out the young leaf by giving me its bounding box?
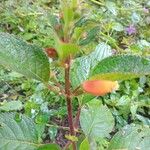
[63,7,74,26]
[55,40,80,60]
[90,55,150,81]
[71,42,112,87]
[108,124,150,150]
[0,33,50,82]
[80,100,114,139]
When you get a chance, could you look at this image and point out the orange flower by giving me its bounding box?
[82,80,119,96]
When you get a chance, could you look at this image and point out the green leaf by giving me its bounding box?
[136,114,150,126]
[130,103,138,118]
[71,42,112,87]
[55,40,80,60]
[71,0,78,8]
[0,101,23,111]
[105,1,118,16]
[81,94,95,105]
[35,124,45,143]
[0,113,55,150]
[0,113,39,150]
[8,71,24,78]
[63,7,74,27]
[49,14,60,29]
[79,26,99,46]
[35,114,49,124]
[108,124,150,150]
[80,100,114,139]
[0,33,50,82]
[91,55,150,81]
[48,126,58,142]
[74,17,88,27]
[112,22,124,32]
[131,12,141,23]
[37,144,61,150]
[79,138,90,150]
[65,134,78,142]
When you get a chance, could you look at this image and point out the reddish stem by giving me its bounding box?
[65,57,77,150]
[63,107,81,150]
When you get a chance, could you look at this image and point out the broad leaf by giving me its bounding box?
[80,100,114,139]
[0,113,58,150]
[0,113,39,150]
[79,138,90,150]
[0,101,23,111]
[38,144,61,150]
[0,33,50,82]
[108,124,150,150]
[71,42,112,87]
[91,55,150,81]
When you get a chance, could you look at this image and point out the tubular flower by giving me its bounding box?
[82,80,119,96]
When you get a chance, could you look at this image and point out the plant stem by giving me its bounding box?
[65,57,77,150]
[74,107,81,131]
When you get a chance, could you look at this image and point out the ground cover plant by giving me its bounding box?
[0,0,150,150]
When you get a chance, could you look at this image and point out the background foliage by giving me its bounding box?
[0,0,150,149]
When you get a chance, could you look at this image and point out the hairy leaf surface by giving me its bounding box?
[71,42,112,87]
[91,55,150,80]
[0,113,39,150]
[0,33,50,82]
[108,124,150,150]
[0,113,60,150]
[80,100,114,138]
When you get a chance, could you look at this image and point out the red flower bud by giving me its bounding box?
[45,48,58,59]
